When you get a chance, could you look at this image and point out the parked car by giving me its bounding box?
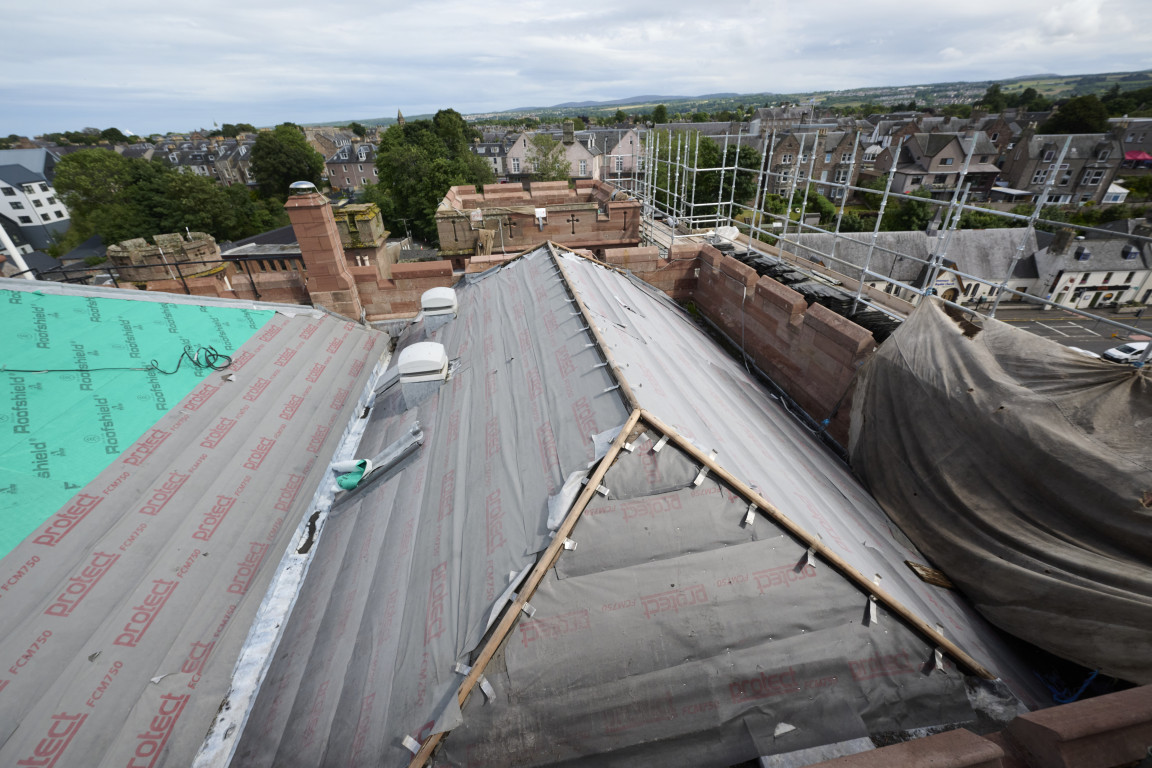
[1101,341,1149,363]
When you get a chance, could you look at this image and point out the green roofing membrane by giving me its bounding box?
[1,288,275,558]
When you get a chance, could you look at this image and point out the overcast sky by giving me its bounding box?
[4,0,1151,137]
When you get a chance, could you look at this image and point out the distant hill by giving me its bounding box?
[460,68,1152,122]
[301,68,1152,129]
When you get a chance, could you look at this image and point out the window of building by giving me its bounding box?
[41,213,50,221]
[1126,272,1135,282]
[579,160,587,176]
[22,184,36,194]
[1080,274,1089,283]
[33,199,43,208]
[842,152,852,162]
[1042,150,1055,162]
[11,201,23,209]
[1032,169,1049,185]
[780,154,793,164]
[1103,272,1112,284]
[358,164,363,171]
[345,177,350,185]
[342,164,347,171]
[1128,133,1136,143]
[511,157,520,173]
[824,152,832,163]
[373,168,378,176]
[55,211,64,219]
[1,188,14,196]
[1097,150,1110,161]
[614,156,624,172]
[18,216,31,224]
[934,174,948,184]
[1059,170,1072,186]
[991,132,999,141]
[46,196,55,204]
[941,157,954,166]
[1083,169,1105,186]
[910,176,923,185]
[39,183,48,193]
[834,168,849,183]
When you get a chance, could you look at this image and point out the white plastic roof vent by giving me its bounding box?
[397,342,449,383]
[421,287,458,316]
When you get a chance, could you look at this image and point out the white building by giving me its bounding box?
[0,159,70,251]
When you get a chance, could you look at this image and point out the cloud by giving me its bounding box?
[3,0,1150,136]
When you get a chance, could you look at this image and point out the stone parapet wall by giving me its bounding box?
[603,242,876,445]
[352,260,456,320]
[437,180,641,257]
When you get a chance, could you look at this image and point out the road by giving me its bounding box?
[992,305,1151,356]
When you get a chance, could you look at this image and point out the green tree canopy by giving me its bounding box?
[652,104,668,124]
[373,112,495,245]
[221,123,256,138]
[613,109,628,124]
[52,149,288,255]
[99,127,130,143]
[347,121,368,137]
[650,131,762,221]
[1041,94,1110,133]
[250,123,325,200]
[977,83,1006,113]
[526,133,571,182]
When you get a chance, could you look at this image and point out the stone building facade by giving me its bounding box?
[106,232,222,283]
[435,179,641,262]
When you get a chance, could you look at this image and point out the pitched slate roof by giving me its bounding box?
[219,245,1043,767]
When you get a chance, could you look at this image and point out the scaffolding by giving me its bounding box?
[614,125,1152,362]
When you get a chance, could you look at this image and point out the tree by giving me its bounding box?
[570,117,586,131]
[347,121,367,138]
[526,133,571,181]
[99,127,129,143]
[250,123,325,200]
[52,148,288,254]
[649,130,762,220]
[374,114,494,244]
[1041,95,1110,134]
[221,123,256,138]
[652,104,668,124]
[977,83,1006,113]
[613,109,628,124]
[887,188,935,231]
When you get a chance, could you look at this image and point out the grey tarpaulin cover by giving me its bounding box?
[849,298,1152,683]
[232,248,1044,767]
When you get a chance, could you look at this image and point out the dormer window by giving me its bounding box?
[1122,244,1139,260]
[1042,149,1055,162]
[1074,246,1091,261]
[1097,150,1110,161]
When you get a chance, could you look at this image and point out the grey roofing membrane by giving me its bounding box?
[223,246,1045,767]
[0,282,387,767]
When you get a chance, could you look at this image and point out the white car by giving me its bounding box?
[1101,341,1149,364]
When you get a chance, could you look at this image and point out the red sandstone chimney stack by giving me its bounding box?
[284,185,364,320]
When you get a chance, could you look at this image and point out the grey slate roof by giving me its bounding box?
[0,163,45,186]
[226,245,1043,767]
[785,229,1045,284]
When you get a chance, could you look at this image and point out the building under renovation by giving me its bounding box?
[1,141,1151,767]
